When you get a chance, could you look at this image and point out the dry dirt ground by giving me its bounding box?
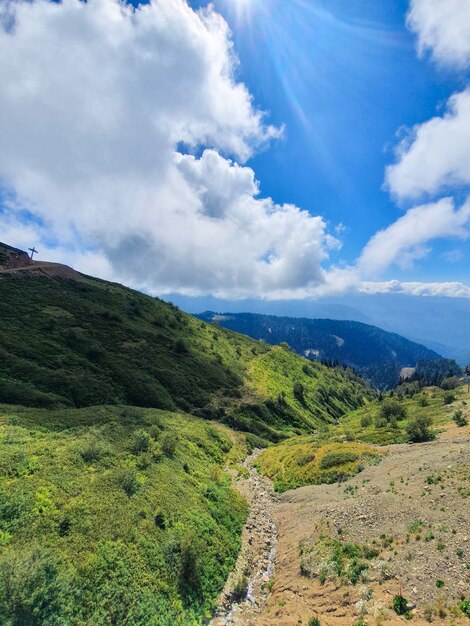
[229,421,469,626]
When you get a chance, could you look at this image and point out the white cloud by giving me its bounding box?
[386,89,470,200]
[407,0,470,68]
[1,0,469,302]
[0,0,337,299]
[359,280,470,298]
[357,197,470,276]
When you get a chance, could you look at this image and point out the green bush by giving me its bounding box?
[453,410,468,427]
[377,399,407,424]
[231,576,249,602]
[440,376,459,390]
[406,415,435,443]
[443,392,456,405]
[320,451,359,470]
[393,594,409,615]
[130,429,151,454]
[116,469,140,496]
[79,438,107,464]
[308,618,321,626]
[160,431,178,457]
[461,599,470,617]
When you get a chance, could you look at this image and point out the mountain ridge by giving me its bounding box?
[196,311,442,389]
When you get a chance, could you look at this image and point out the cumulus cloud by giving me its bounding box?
[0,0,340,298]
[357,197,470,276]
[386,89,470,200]
[1,0,469,301]
[407,0,470,68]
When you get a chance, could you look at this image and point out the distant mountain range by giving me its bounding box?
[171,292,470,366]
[196,312,442,389]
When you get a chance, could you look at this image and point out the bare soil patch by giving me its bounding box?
[255,422,470,625]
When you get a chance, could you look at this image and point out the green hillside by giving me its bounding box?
[0,245,373,442]
[0,404,247,625]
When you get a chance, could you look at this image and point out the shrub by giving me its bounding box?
[453,410,468,427]
[320,450,359,470]
[461,599,470,618]
[130,429,151,454]
[440,376,459,390]
[418,395,429,407]
[293,382,305,404]
[360,414,372,428]
[443,392,456,405]
[117,469,140,496]
[406,415,435,443]
[161,431,178,457]
[378,399,407,424]
[231,576,248,603]
[393,594,409,615]
[308,618,321,626]
[79,436,110,464]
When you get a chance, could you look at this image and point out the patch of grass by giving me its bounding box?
[256,440,383,492]
[300,538,379,586]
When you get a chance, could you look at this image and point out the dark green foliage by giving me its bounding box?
[160,431,178,457]
[0,274,242,412]
[378,399,407,423]
[308,618,321,626]
[461,599,470,617]
[293,382,305,403]
[406,414,435,443]
[117,468,140,496]
[443,392,456,405]
[415,359,462,387]
[130,429,152,454]
[453,410,468,427]
[0,548,74,626]
[393,594,409,615]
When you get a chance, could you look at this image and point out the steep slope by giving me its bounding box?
[0,242,372,442]
[0,403,248,625]
[197,312,441,389]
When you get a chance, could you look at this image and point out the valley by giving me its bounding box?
[0,243,468,625]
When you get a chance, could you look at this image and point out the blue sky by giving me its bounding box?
[0,0,469,300]
[190,0,468,281]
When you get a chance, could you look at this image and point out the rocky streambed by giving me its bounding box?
[211,450,277,626]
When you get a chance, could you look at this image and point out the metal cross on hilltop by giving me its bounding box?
[28,246,38,260]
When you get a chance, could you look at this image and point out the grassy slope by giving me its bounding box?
[256,439,383,492]
[0,403,248,625]
[0,271,372,441]
[257,385,468,492]
[335,385,468,445]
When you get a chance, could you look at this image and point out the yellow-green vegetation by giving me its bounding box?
[256,439,383,492]
[335,385,469,446]
[248,347,371,430]
[0,403,248,625]
[0,264,372,442]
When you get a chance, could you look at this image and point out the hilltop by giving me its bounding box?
[197,312,443,389]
